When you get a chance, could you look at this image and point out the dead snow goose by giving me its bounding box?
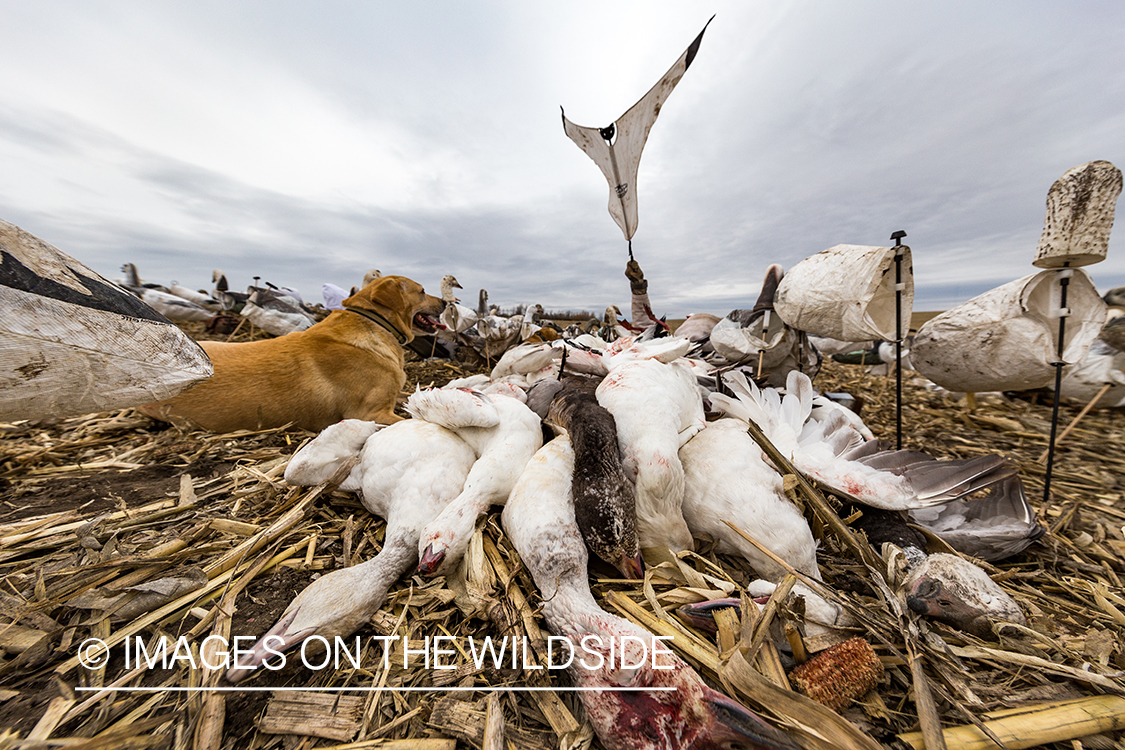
[502,436,799,750]
[539,377,642,578]
[409,387,543,575]
[712,370,1013,511]
[903,552,1027,637]
[226,418,475,682]
[676,419,846,634]
[596,357,706,552]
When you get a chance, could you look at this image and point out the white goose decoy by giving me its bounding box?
[226,418,476,682]
[596,358,706,552]
[474,312,525,360]
[438,274,479,334]
[167,281,221,311]
[409,388,544,575]
[600,305,633,341]
[240,287,316,336]
[140,288,215,323]
[1056,337,1125,408]
[502,437,800,750]
[119,263,216,322]
[322,282,349,310]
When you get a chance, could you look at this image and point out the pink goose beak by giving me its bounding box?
[617,552,645,580]
[696,686,802,750]
[416,543,446,577]
[224,608,315,684]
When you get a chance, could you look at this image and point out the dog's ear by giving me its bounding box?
[344,275,421,338]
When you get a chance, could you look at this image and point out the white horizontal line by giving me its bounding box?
[75,686,677,693]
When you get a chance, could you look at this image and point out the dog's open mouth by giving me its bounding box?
[413,312,444,334]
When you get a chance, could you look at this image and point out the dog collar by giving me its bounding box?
[344,306,408,344]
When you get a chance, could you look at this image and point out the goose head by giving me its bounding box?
[568,615,800,750]
[121,263,141,288]
[440,274,463,304]
[416,509,474,577]
[225,559,388,683]
[904,553,1026,638]
[752,264,784,312]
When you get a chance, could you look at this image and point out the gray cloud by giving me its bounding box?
[0,1,1123,320]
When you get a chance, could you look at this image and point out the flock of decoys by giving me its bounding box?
[114,257,1116,750]
[114,258,1125,414]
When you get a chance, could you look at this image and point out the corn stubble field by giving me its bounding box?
[0,319,1123,750]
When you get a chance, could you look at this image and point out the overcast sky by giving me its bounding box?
[1,1,1123,317]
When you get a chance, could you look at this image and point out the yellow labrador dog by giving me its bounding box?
[141,275,445,432]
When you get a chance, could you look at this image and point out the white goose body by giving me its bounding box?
[680,419,818,580]
[240,289,315,336]
[228,419,475,682]
[410,388,544,574]
[712,370,1005,511]
[679,419,846,633]
[596,358,705,551]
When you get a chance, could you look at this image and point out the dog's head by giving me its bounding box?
[344,275,445,342]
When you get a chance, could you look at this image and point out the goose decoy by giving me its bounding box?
[211,270,249,312]
[118,263,215,322]
[226,418,476,682]
[502,436,800,750]
[322,282,349,310]
[2,223,211,421]
[167,281,221,311]
[140,288,216,322]
[1103,285,1125,308]
[1099,312,1125,351]
[240,287,316,336]
[831,339,914,377]
[595,357,706,552]
[1056,336,1125,408]
[438,274,479,334]
[409,387,543,576]
[472,310,525,360]
[709,265,821,387]
[600,305,633,341]
[119,262,167,294]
